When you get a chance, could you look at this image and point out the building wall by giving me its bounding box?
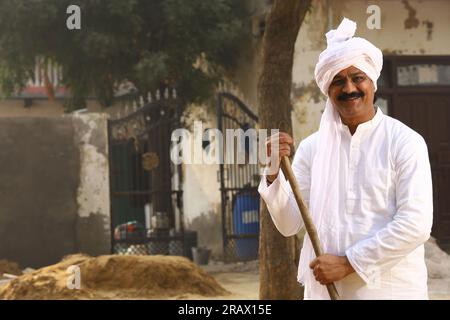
[219,0,450,143]
[0,99,64,117]
[183,162,223,258]
[291,0,450,142]
[184,0,450,256]
[0,114,110,268]
[0,98,103,117]
[180,106,223,257]
[72,114,111,257]
[2,0,447,261]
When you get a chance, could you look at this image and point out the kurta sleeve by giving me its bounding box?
[345,133,433,284]
[258,138,312,237]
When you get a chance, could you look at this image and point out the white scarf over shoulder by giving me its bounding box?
[298,18,383,298]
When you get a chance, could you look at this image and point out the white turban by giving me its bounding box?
[298,18,383,299]
[314,18,383,95]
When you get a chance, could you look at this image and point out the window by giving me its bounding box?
[397,64,450,86]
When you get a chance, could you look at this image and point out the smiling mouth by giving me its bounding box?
[343,97,360,101]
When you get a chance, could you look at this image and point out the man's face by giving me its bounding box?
[328,66,375,121]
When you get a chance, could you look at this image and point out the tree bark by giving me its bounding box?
[257,0,311,300]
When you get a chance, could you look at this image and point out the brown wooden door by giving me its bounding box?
[392,93,450,244]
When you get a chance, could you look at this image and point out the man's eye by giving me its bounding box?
[354,76,365,82]
[332,79,345,86]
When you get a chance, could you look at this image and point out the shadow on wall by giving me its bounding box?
[0,116,110,268]
[0,117,80,269]
[75,212,111,256]
[186,210,223,260]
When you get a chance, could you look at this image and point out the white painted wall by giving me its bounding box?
[291,0,450,142]
[184,0,450,242]
[72,113,111,237]
[181,105,221,224]
[183,163,221,222]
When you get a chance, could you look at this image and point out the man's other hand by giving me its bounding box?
[309,254,355,285]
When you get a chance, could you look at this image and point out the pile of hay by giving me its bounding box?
[0,254,229,300]
[0,260,22,276]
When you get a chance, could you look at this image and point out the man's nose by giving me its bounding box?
[342,78,357,93]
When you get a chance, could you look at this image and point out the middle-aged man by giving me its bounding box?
[259,17,433,299]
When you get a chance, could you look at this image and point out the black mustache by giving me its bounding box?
[338,92,364,101]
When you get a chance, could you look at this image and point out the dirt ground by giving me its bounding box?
[1,238,449,300]
[173,261,259,300]
[185,259,450,300]
[192,237,450,300]
[0,259,448,300]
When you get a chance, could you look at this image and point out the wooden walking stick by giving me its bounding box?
[280,156,340,300]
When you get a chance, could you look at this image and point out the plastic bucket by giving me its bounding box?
[191,247,211,265]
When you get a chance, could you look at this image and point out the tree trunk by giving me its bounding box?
[257,0,311,300]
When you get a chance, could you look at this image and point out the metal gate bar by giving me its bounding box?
[217,92,260,262]
[108,90,194,257]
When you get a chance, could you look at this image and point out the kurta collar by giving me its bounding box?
[338,105,383,134]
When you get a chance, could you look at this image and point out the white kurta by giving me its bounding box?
[258,108,433,299]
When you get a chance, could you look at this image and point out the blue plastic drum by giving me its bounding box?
[232,192,260,260]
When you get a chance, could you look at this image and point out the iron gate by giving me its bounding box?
[217,92,260,262]
[108,89,196,258]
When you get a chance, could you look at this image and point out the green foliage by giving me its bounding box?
[0,0,250,110]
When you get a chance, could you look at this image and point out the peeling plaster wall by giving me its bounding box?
[72,113,111,256]
[218,0,450,144]
[328,0,449,55]
[183,163,221,224]
[0,114,110,268]
[183,163,222,257]
[181,107,222,255]
[291,0,450,143]
[185,205,223,259]
[191,0,450,258]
